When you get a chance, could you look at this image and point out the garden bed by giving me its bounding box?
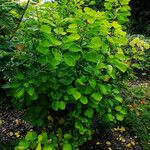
[0,107,141,150]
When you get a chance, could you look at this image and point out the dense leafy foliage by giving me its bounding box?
[127,35,149,71]
[0,0,21,42]
[130,35,150,77]
[0,0,149,149]
[0,0,30,105]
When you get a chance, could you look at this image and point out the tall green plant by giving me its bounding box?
[2,0,149,149]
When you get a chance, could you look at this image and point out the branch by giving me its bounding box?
[9,0,30,41]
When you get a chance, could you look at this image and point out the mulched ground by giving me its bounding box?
[0,106,141,150]
[80,125,141,150]
[0,106,32,144]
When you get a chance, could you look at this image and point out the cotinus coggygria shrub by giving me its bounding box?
[2,0,139,149]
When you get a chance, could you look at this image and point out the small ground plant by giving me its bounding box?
[1,0,149,149]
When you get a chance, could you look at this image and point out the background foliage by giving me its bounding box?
[124,82,150,150]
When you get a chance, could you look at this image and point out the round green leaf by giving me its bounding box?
[115,95,123,103]
[120,109,127,115]
[54,27,66,35]
[27,87,35,96]
[14,88,25,99]
[64,54,76,66]
[80,96,88,104]
[43,145,53,150]
[106,113,115,122]
[25,131,37,141]
[99,84,107,95]
[52,101,59,111]
[59,101,66,110]
[37,46,49,55]
[67,33,80,41]
[116,113,124,121]
[73,90,81,100]
[91,92,102,101]
[40,25,51,33]
[62,143,72,150]
[18,140,29,149]
[89,37,102,49]
[84,108,94,118]
[114,60,127,73]
[115,105,122,111]
[89,79,96,89]
[64,134,72,140]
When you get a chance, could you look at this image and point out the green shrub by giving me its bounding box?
[15,131,73,150]
[0,0,21,106]
[124,83,150,150]
[2,0,149,149]
[127,35,150,75]
[0,0,24,46]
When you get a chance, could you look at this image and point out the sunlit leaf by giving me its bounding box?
[80,96,88,104]
[91,92,102,101]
